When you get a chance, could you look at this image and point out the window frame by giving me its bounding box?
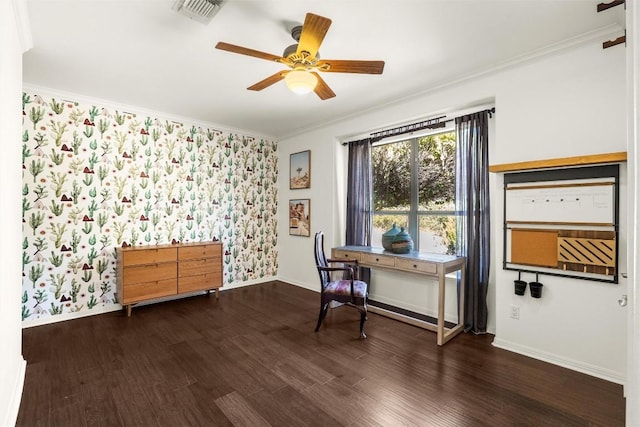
[372,123,456,253]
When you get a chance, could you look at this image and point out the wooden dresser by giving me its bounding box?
[116,242,223,316]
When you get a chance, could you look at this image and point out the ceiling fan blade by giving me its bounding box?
[316,59,385,74]
[312,72,336,100]
[247,71,288,91]
[296,13,332,60]
[215,42,283,62]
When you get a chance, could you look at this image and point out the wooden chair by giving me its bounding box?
[314,231,368,339]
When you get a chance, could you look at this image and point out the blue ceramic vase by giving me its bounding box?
[382,223,400,251]
[391,227,414,254]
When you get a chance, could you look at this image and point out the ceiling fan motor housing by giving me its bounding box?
[283,44,298,59]
[291,25,303,42]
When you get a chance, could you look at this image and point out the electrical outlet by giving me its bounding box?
[510,305,520,319]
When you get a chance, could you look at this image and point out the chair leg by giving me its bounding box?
[315,302,329,332]
[359,308,367,339]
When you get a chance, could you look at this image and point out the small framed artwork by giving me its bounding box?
[290,150,311,189]
[289,199,311,237]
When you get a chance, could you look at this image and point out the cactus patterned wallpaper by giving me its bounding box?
[21,90,278,323]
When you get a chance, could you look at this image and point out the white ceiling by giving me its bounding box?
[23,0,625,139]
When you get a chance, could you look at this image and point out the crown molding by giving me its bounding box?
[280,23,624,141]
[22,83,277,141]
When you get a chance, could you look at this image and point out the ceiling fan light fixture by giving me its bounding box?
[284,70,317,95]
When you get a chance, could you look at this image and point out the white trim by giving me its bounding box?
[21,276,279,328]
[1,357,26,427]
[22,83,278,141]
[12,0,32,53]
[22,304,122,329]
[492,337,625,385]
[626,0,640,422]
[219,276,279,291]
[277,276,317,293]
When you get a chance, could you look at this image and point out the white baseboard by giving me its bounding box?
[221,276,279,291]
[276,276,317,293]
[22,277,280,329]
[21,304,122,329]
[492,336,625,385]
[2,356,26,427]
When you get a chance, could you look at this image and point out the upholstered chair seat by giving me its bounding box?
[314,231,369,338]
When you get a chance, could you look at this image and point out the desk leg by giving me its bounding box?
[437,262,466,346]
[459,262,466,332]
[436,268,446,346]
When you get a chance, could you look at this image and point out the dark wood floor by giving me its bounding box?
[17,281,625,426]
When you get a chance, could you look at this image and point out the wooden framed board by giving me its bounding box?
[502,164,619,283]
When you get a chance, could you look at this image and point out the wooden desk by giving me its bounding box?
[331,246,466,346]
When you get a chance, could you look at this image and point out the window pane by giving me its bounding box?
[418,214,456,255]
[417,132,456,211]
[372,140,411,211]
[372,214,408,248]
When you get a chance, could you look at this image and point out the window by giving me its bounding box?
[371,128,456,254]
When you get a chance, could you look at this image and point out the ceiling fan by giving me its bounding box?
[215,13,385,100]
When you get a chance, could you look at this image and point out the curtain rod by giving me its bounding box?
[341,107,495,146]
[369,115,450,142]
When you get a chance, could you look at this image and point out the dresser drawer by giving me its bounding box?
[331,250,361,262]
[179,258,218,277]
[361,253,395,268]
[178,244,221,261]
[121,278,177,304]
[123,262,176,284]
[178,272,222,293]
[395,258,437,274]
[122,248,176,266]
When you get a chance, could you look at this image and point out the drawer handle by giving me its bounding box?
[375,258,379,262]
[413,264,418,268]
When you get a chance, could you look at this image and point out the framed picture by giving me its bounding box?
[289,199,310,237]
[290,150,311,189]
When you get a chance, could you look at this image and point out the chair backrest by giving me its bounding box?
[314,232,330,286]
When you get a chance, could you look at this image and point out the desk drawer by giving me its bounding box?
[395,258,437,274]
[331,250,361,262]
[362,253,395,268]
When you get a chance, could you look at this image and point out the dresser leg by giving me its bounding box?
[126,305,132,317]
[215,288,219,299]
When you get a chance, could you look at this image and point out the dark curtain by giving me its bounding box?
[455,111,490,333]
[345,138,373,283]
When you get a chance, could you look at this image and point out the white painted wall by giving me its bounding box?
[0,2,30,425]
[277,38,628,383]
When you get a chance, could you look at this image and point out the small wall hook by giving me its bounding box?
[618,294,628,307]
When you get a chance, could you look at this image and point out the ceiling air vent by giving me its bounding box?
[173,0,223,25]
